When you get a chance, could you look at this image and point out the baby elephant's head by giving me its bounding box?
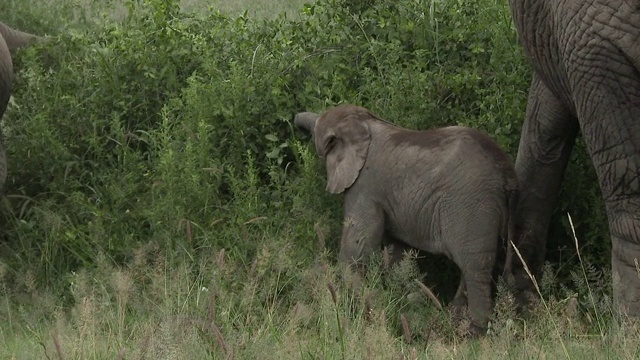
[294,104,373,194]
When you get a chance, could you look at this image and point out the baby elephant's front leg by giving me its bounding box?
[338,196,385,265]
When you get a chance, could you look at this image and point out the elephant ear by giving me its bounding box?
[320,115,371,194]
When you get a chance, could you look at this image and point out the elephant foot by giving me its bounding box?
[448,304,465,323]
[509,262,542,314]
[611,239,640,319]
[447,304,487,337]
[514,288,540,315]
[468,323,487,338]
[448,281,468,326]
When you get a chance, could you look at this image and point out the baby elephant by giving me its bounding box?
[295,104,518,333]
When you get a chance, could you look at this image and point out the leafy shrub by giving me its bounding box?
[1,0,607,307]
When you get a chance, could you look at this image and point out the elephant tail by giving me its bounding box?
[502,183,519,280]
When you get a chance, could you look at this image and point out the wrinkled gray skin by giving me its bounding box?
[0,22,40,192]
[295,104,519,333]
[509,0,640,316]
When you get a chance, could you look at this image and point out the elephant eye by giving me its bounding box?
[324,135,337,151]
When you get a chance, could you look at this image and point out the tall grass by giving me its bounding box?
[2,233,637,358]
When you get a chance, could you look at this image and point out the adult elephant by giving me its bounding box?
[508,1,640,316]
[0,21,40,191]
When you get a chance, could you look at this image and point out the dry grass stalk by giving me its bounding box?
[211,321,231,359]
[208,284,217,324]
[216,248,226,269]
[510,240,570,359]
[423,328,432,350]
[243,216,268,224]
[205,282,231,358]
[568,213,605,339]
[401,314,411,343]
[137,328,153,360]
[210,218,224,226]
[178,218,193,244]
[365,293,374,322]
[77,296,95,358]
[413,279,443,310]
[113,269,133,342]
[383,246,392,271]
[248,257,258,281]
[173,316,232,359]
[51,331,65,360]
[327,282,338,305]
[314,221,327,249]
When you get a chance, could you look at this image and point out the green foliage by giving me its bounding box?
[0,0,616,354]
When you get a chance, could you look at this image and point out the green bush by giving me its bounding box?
[2,0,607,309]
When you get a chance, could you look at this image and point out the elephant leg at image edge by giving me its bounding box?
[580,103,640,317]
[609,208,640,317]
[512,75,579,306]
[0,139,5,191]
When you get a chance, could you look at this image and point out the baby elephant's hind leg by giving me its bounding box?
[448,204,502,335]
[462,268,494,335]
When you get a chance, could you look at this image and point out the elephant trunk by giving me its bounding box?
[338,237,377,267]
[0,22,41,53]
[294,112,320,136]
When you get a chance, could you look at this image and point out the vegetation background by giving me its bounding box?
[1,0,635,358]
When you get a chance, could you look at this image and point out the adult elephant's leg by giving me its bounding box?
[605,164,640,318]
[513,75,579,305]
[578,92,640,318]
[607,197,640,318]
[0,140,6,192]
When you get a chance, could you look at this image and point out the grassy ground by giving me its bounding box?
[1,0,637,358]
[1,245,639,359]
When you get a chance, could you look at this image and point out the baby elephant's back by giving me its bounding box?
[427,126,515,191]
[432,127,516,245]
[466,127,513,178]
[381,124,516,195]
[386,125,517,255]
